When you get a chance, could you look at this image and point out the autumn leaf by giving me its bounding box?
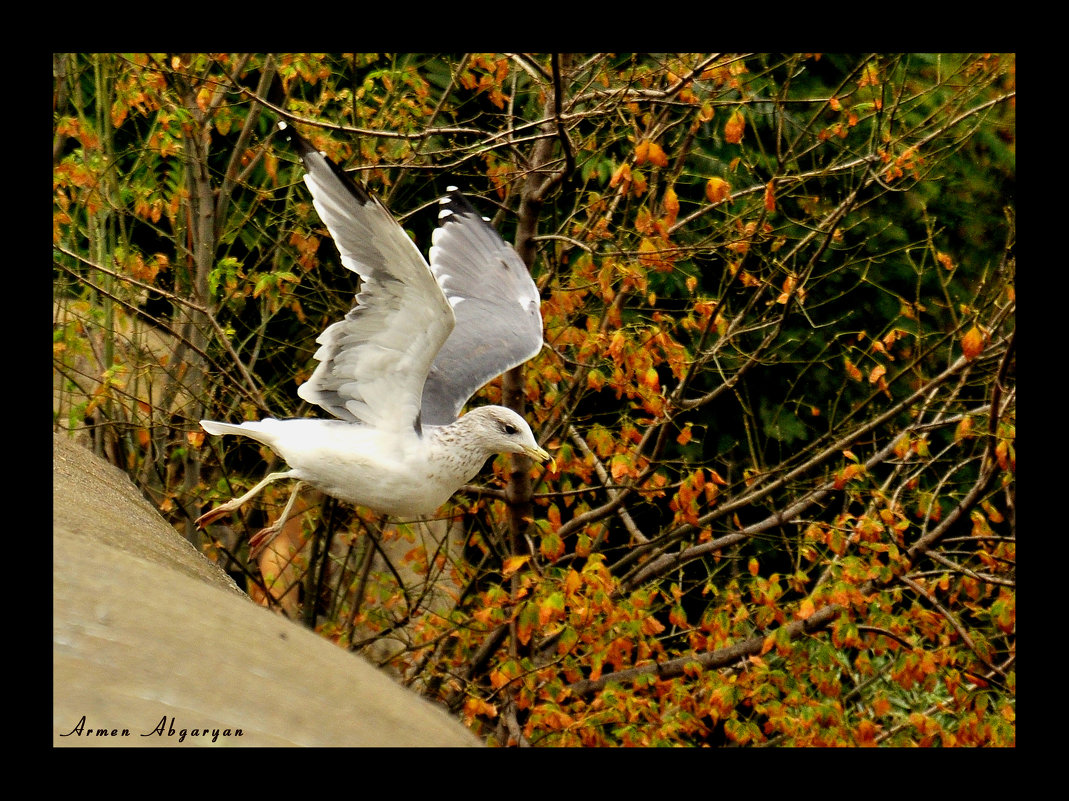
[630,169,648,196]
[540,529,565,562]
[609,162,631,188]
[724,108,746,144]
[962,325,986,360]
[676,425,693,446]
[663,185,679,227]
[764,180,776,212]
[516,602,539,645]
[635,140,668,167]
[833,463,864,490]
[539,592,566,626]
[955,416,975,441]
[610,454,633,482]
[463,697,498,722]
[705,176,731,204]
[502,554,531,577]
[669,604,687,627]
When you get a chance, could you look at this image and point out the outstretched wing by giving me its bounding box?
[420,188,543,426]
[279,122,453,435]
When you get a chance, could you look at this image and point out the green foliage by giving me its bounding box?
[54,53,1015,747]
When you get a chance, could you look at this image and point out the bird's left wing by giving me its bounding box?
[279,122,453,435]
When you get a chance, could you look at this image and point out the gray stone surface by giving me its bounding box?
[53,434,481,747]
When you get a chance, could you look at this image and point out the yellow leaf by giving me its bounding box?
[642,366,660,392]
[502,555,530,577]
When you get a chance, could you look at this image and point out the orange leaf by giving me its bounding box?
[636,140,668,167]
[663,185,679,227]
[610,455,632,482]
[609,162,631,188]
[763,180,776,212]
[724,108,746,144]
[630,169,648,196]
[705,176,731,204]
[961,325,986,360]
[538,592,565,626]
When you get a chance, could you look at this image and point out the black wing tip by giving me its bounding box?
[277,120,372,204]
[276,120,315,158]
[437,186,486,224]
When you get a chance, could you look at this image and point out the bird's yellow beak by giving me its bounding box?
[524,444,555,472]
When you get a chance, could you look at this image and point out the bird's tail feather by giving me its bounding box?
[200,419,277,447]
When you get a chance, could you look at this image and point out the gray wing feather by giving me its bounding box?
[421,189,543,426]
[279,122,453,434]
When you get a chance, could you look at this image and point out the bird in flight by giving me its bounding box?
[196,121,550,555]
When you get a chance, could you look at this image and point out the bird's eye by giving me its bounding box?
[503,423,518,436]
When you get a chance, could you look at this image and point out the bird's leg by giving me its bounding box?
[195,470,298,529]
[248,480,306,558]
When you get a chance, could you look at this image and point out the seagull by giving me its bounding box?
[196,121,550,555]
